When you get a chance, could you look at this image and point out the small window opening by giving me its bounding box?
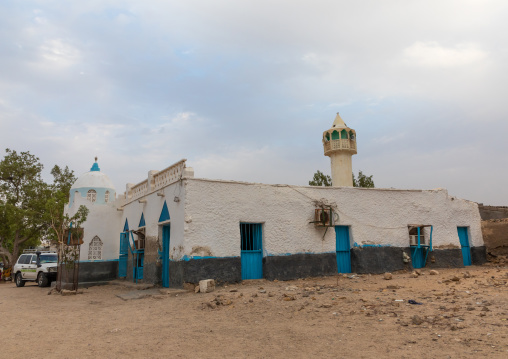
[88,236,103,260]
[105,191,110,203]
[87,189,97,203]
[240,223,263,251]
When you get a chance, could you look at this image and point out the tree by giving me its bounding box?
[309,170,332,186]
[0,149,88,267]
[43,165,89,246]
[309,169,375,188]
[0,149,49,266]
[353,170,375,188]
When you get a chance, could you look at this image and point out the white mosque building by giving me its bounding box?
[65,114,486,286]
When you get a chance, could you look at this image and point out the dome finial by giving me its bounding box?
[90,157,100,172]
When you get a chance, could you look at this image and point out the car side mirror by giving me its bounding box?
[37,264,41,268]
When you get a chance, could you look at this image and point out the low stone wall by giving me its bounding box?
[478,205,508,220]
[481,219,508,256]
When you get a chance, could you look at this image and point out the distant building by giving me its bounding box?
[65,115,486,286]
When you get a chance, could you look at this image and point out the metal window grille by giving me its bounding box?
[88,236,103,260]
[240,223,262,251]
[87,189,97,203]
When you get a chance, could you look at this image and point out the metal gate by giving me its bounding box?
[118,232,129,277]
[457,227,472,266]
[335,226,351,273]
[240,223,263,280]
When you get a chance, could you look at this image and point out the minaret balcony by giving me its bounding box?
[323,139,357,156]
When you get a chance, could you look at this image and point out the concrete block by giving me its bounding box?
[199,279,215,293]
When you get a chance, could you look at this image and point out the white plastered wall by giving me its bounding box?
[120,181,186,259]
[182,179,483,259]
[65,194,122,261]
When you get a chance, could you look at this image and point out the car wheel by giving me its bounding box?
[15,272,25,287]
[37,272,49,287]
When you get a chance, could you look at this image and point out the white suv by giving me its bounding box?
[13,251,58,287]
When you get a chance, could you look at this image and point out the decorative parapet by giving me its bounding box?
[153,159,187,189]
[323,139,357,156]
[131,180,148,200]
[123,159,188,204]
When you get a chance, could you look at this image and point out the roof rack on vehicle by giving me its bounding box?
[22,249,55,254]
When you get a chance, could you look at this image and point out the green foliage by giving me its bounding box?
[309,170,332,187]
[353,170,375,188]
[0,149,48,265]
[309,169,375,188]
[0,149,89,266]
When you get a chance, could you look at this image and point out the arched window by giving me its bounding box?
[87,189,97,203]
[88,236,103,260]
[105,191,110,203]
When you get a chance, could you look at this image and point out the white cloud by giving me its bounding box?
[38,39,80,67]
[402,41,488,68]
[1,1,508,205]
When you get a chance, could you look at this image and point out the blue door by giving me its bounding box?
[410,247,426,268]
[162,225,170,287]
[135,253,144,280]
[335,226,351,273]
[457,227,472,266]
[240,223,263,280]
[119,232,129,277]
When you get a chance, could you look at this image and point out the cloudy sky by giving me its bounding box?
[0,1,507,205]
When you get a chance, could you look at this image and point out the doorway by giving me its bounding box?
[335,226,351,273]
[240,223,263,280]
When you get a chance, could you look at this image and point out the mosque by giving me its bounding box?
[65,114,486,286]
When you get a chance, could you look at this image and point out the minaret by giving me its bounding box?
[322,113,357,186]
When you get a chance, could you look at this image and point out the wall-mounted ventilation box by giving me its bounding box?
[409,235,427,246]
[314,208,334,227]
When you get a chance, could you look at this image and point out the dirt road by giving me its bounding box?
[1,265,507,358]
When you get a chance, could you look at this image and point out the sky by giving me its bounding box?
[0,0,507,205]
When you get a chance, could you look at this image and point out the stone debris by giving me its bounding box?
[429,270,439,275]
[383,273,393,280]
[202,295,233,310]
[199,279,215,293]
[410,272,419,278]
[183,283,196,292]
[411,315,424,325]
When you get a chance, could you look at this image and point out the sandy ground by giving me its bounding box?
[1,265,507,359]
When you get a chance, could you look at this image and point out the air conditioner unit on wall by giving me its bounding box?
[409,235,427,246]
[314,208,334,227]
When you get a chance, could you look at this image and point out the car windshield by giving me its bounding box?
[39,254,58,264]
